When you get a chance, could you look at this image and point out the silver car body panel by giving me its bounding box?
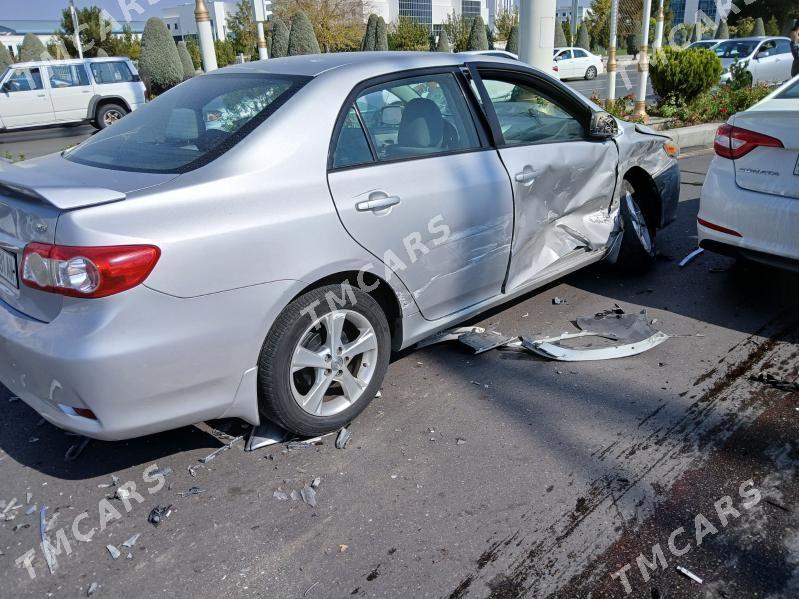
[0,53,679,439]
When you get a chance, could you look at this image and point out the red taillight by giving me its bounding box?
[697,217,742,237]
[21,243,160,298]
[553,65,559,72]
[713,123,783,159]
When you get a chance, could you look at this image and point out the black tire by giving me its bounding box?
[95,103,127,130]
[585,66,598,80]
[616,180,656,271]
[258,284,391,437]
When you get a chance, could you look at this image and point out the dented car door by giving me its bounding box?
[473,68,619,291]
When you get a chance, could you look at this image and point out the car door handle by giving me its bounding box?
[356,195,401,212]
[514,169,537,186]
[36,93,46,98]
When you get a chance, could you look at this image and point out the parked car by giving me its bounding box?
[553,47,604,80]
[699,74,799,270]
[687,39,721,50]
[0,57,145,131]
[714,37,794,85]
[0,53,679,440]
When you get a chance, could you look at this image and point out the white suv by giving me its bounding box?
[0,57,146,131]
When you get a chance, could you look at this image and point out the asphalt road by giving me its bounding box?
[1,153,797,599]
[564,64,656,102]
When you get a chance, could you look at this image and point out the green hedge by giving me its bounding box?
[650,46,722,105]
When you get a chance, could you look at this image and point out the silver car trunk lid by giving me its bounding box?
[0,157,176,322]
[732,110,799,200]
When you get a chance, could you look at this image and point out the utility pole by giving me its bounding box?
[653,0,665,50]
[194,0,218,72]
[252,0,271,60]
[70,0,83,59]
[570,0,579,38]
[633,0,652,120]
[519,0,557,72]
[607,0,619,105]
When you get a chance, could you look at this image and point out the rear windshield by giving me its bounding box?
[713,40,757,59]
[65,73,309,173]
[777,77,799,99]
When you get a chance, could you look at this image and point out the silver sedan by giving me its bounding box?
[0,52,680,440]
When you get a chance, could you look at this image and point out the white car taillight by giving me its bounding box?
[21,243,160,298]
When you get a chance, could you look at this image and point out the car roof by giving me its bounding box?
[717,36,789,42]
[8,56,132,69]
[214,51,528,79]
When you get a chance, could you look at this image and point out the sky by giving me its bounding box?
[4,0,175,22]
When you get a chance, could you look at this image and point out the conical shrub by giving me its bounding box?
[139,18,183,95]
[506,25,519,54]
[715,20,729,40]
[375,17,389,51]
[554,20,567,47]
[271,17,289,58]
[436,28,451,52]
[362,14,378,51]
[577,23,590,49]
[287,11,320,56]
[753,17,765,37]
[177,41,195,80]
[467,16,488,51]
[19,33,51,62]
[0,44,12,70]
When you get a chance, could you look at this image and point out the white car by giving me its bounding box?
[699,75,799,270]
[715,37,794,85]
[0,57,146,131]
[553,47,604,80]
[687,39,721,51]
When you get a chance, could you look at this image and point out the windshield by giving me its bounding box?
[714,40,758,59]
[65,73,309,173]
[777,77,799,99]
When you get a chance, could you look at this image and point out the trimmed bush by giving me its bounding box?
[214,39,236,67]
[715,20,729,40]
[650,46,723,105]
[436,28,451,52]
[554,19,567,47]
[753,17,765,37]
[467,16,488,51]
[375,17,388,51]
[177,41,195,80]
[506,24,519,54]
[287,11,320,56]
[626,33,639,56]
[0,44,12,70]
[362,13,378,51]
[765,16,779,36]
[19,33,50,62]
[271,17,289,58]
[577,23,589,50]
[139,18,183,95]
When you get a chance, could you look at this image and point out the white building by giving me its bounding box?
[161,1,237,42]
[484,0,590,30]
[367,0,489,34]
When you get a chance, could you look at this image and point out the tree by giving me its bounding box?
[19,33,51,62]
[555,19,568,47]
[626,33,639,57]
[506,24,519,54]
[375,16,389,51]
[185,38,202,69]
[715,20,730,40]
[139,18,182,95]
[733,2,798,36]
[287,11,320,55]
[563,18,573,46]
[0,44,12,70]
[734,16,755,37]
[54,6,117,58]
[111,25,141,60]
[228,0,257,59]
[276,0,363,53]
[753,17,766,36]
[765,15,780,35]
[389,17,430,51]
[362,13,378,50]
[177,41,195,80]
[587,0,612,50]
[435,28,451,52]
[495,8,518,42]
[467,16,489,51]
[215,39,236,66]
[577,23,590,50]
[443,13,473,52]
[270,16,290,57]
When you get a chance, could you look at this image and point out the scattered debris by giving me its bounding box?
[458,330,518,354]
[151,466,173,478]
[290,490,300,501]
[8,396,19,402]
[187,464,202,478]
[28,437,39,444]
[301,485,317,508]
[304,581,320,597]
[339,544,349,553]
[199,435,244,464]
[676,565,703,584]
[552,297,568,305]
[147,505,172,527]
[273,490,289,501]
[335,427,352,449]
[25,505,37,515]
[87,582,98,596]
[106,544,121,560]
[97,475,120,489]
[122,533,141,548]
[115,488,131,501]
[64,437,90,462]
[311,478,321,489]
[456,438,466,445]
[40,506,57,574]
[12,523,29,532]
[415,326,486,349]
[176,486,205,498]
[749,371,799,392]
[287,437,323,450]
[678,247,704,267]
[375,390,382,398]
[245,421,289,452]
[26,492,32,504]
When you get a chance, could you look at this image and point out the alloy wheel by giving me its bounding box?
[103,110,123,126]
[624,192,653,254]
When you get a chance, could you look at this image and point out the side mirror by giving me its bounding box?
[589,111,619,138]
[381,105,402,126]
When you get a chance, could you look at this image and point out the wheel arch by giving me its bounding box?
[87,95,131,120]
[622,166,662,232]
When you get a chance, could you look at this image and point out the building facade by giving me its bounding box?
[671,0,721,25]
[367,0,489,33]
[161,1,237,42]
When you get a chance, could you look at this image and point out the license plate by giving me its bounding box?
[0,248,18,289]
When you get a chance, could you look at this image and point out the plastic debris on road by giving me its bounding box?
[676,565,703,583]
[147,505,172,527]
[552,297,568,305]
[106,544,121,560]
[87,582,98,596]
[273,490,289,501]
[199,434,244,463]
[678,247,704,267]
[301,485,317,508]
[176,486,205,497]
[122,533,141,548]
[245,420,289,451]
[335,427,352,449]
[64,436,90,462]
[749,371,799,392]
[415,326,486,349]
[458,330,519,354]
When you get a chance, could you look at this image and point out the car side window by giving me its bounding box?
[48,64,90,88]
[555,50,572,60]
[775,39,791,55]
[573,49,587,58]
[758,41,777,57]
[332,107,375,168]
[353,72,480,161]
[4,68,43,92]
[479,75,586,146]
[90,62,133,84]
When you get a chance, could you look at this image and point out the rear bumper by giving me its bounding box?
[0,280,301,440]
[698,157,799,267]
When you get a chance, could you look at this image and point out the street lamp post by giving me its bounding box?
[653,0,665,50]
[633,0,652,120]
[69,0,83,59]
[519,0,557,72]
[607,0,619,106]
[194,0,218,72]
[252,0,271,60]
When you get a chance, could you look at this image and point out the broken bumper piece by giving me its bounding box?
[521,330,669,361]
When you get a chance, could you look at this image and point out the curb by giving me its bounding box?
[663,122,721,149]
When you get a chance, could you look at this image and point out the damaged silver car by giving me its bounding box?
[0,53,679,440]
